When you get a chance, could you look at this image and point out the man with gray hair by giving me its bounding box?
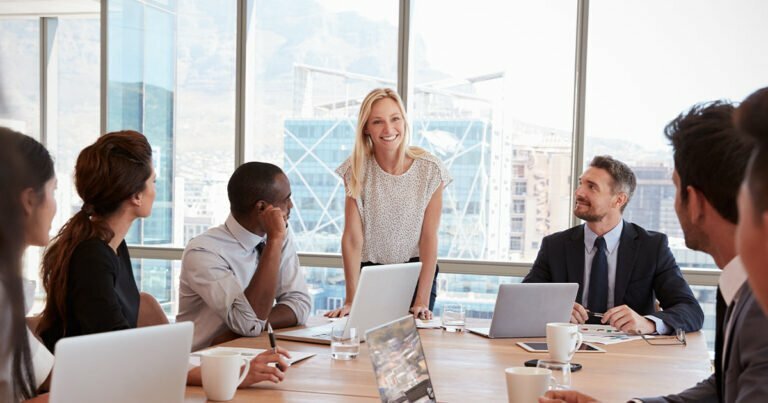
[524,155,703,335]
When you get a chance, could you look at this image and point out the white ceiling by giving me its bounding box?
[0,0,99,17]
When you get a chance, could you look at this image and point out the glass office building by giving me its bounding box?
[108,0,177,308]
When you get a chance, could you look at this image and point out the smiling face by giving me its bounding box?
[365,97,405,154]
[573,167,625,222]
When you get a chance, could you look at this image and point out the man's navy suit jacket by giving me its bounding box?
[523,221,704,332]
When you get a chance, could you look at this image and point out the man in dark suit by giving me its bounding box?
[540,99,768,403]
[523,155,703,335]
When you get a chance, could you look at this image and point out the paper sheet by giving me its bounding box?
[415,318,443,329]
[578,324,642,345]
[189,347,315,367]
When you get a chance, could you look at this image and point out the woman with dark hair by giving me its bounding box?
[0,127,56,402]
[37,130,157,350]
[36,130,289,388]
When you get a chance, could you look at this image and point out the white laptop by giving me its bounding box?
[467,283,578,338]
[276,262,421,344]
[50,322,194,403]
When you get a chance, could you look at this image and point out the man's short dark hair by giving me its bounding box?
[735,87,768,218]
[227,161,285,216]
[589,155,636,212]
[665,100,754,224]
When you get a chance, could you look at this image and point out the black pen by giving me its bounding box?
[267,323,285,371]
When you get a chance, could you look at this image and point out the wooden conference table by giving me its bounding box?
[183,318,711,402]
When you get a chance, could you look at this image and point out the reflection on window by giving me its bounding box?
[434,274,522,319]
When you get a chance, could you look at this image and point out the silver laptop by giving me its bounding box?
[276,262,421,344]
[50,322,193,403]
[366,315,436,403]
[467,283,578,338]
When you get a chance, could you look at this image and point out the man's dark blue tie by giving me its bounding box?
[587,236,608,324]
[256,240,266,257]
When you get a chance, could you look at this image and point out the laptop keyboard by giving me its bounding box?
[310,324,334,337]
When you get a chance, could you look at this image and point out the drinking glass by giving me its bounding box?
[441,304,466,332]
[536,360,572,390]
[330,326,359,360]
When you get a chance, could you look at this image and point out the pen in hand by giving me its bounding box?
[267,323,285,371]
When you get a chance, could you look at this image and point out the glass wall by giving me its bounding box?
[584,0,768,349]
[3,1,750,343]
[244,0,399,253]
[107,0,237,303]
[584,0,768,270]
[108,0,237,248]
[409,1,577,262]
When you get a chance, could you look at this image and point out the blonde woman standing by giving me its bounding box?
[326,88,452,320]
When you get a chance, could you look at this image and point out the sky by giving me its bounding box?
[2,0,767,157]
[320,0,768,155]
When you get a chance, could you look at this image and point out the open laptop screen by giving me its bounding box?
[365,315,436,403]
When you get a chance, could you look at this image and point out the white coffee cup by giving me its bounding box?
[546,322,583,363]
[505,367,551,403]
[201,351,250,401]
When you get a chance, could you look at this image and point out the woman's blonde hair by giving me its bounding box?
[347,88,425,198]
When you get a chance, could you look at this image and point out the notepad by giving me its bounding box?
[578,324,641,344]
[189,347,316,367]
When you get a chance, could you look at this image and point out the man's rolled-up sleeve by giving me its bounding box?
[274,232,312,324]
[183,247,265,336]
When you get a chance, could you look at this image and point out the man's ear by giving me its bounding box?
[255,200,266,213]
[686,186,706,223]
[19,187,36,216]
[614,192,629,210]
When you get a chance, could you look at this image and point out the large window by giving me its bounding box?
[4,1,746,343]
[583,0,768,349]
[409,1,577,262]
[244,0,399,253]
[584,0,768,270]
[106,0,238,308]
[108,0,237,250]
